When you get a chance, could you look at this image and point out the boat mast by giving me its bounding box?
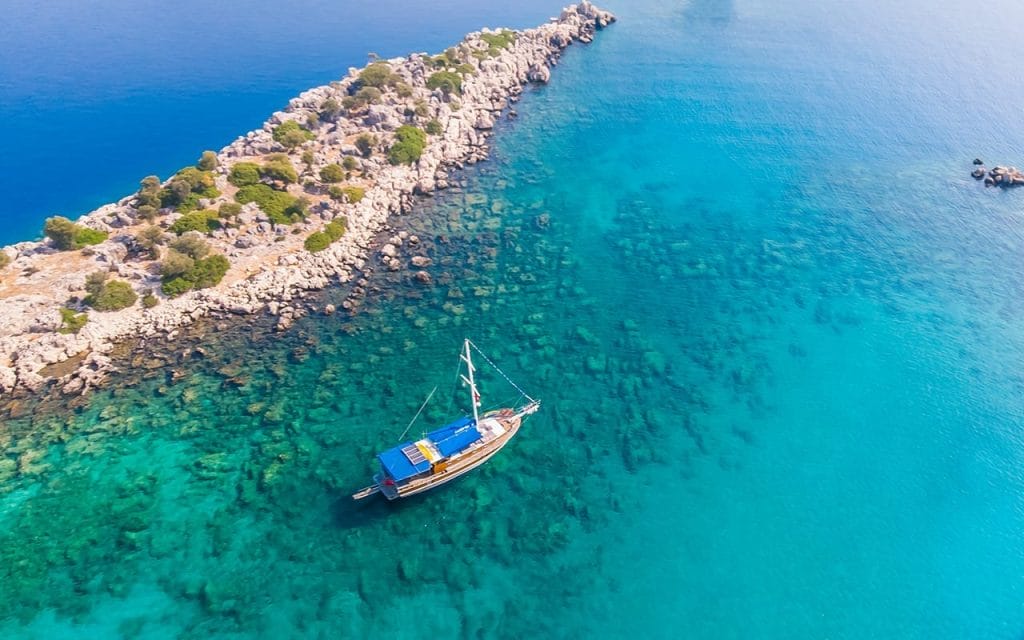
[460,338,481,425]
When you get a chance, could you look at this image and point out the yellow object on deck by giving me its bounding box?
[416,441,441,463]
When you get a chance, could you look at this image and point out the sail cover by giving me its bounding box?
[427,417,483,457]
[378,443,431,482]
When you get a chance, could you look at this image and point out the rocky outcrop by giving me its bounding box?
[0,2,615,397]
[971,160,1024,187]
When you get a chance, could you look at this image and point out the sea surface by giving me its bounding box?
[3,0,1024,638]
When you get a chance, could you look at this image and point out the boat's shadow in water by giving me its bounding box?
[329,479,468,530]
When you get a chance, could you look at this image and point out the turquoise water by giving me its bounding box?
[5,0,1024,637]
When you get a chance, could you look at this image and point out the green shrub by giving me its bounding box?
[325,219,346,240]
[304,231,331,253]
[320,164,345,183]
[358,62,397,88]
[395,82,413,98]
[86,278,137,311]
[219,202,242,219]
[142,292,158,308]
[304,219,346,253]
[44,217,108,250]
[160,167,219,211]
[414,99,429,117]
[260,155,298,184]
[228,162,261,187]
[425,119,443,135]
[481,30,516,51]
[272,121,315,149]
[455,63,476,76]
[197,150,218,171]
[306,112,320,129]
[74,227,108,247]
[388,126,427,165]
[188,254,229,289]
[234,185,307,224]
[342,156,358,171]
[58,308,88,334]
[426,71,462,95]
[169,209,220,235]
[355,134,376,158]
[161,253,230,297]
[161,277,193,298]
[0,251,10,270]
[338,185,365,203]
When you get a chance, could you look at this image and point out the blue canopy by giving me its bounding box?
[427,417,482,457]
[378,443,430,482]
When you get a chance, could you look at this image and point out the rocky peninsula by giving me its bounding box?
[0,3,615,398]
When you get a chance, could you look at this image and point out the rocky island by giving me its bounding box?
[971,158,1024,187]
[0,2,615,398]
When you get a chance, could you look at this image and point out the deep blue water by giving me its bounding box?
[4,0,1024,638]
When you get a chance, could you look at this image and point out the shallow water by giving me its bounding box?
[4,0,1024,638]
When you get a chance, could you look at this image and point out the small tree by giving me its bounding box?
[135,225,166,259]
[320,164,345,183]
[169,233,210,259]
[320,98,342,122]
[197,150,218,171]
[84,271,108,298]
[160,249,195,279]
[137,175,163,209]
[272,121,315,149]
[355,86,382,105]
[358,62,396,88]
[355,134,376,158]
[44,216,108,250]
[137,204,159,222]
[44,216,78,250]
[228,162,261,187]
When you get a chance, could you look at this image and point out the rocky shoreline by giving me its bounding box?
[0,3,615,398]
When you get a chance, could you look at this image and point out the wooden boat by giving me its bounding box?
[352,339,539,501]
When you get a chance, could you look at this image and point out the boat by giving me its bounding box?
[352,339,540,501]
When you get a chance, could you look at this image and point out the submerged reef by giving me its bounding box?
[0,2,615,399]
